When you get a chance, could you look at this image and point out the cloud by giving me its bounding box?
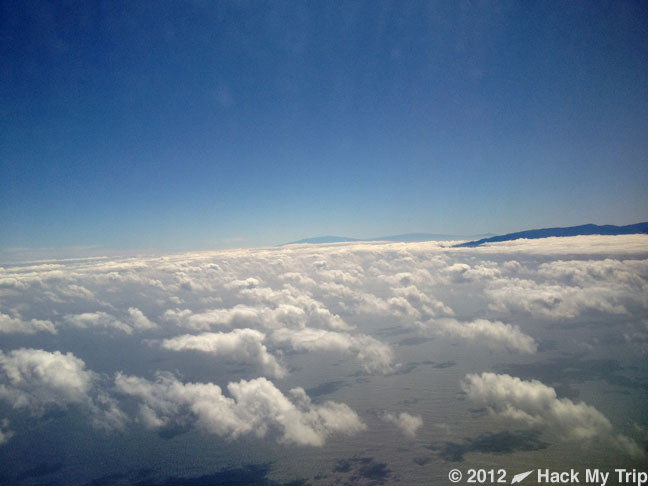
[465,234,648,255]
[0,418,13,445]
[382,412,423,438]
[1,235,646,459]
[538,258,648,287]
[0,348,95,413]
[234,283,353,330]
[386,296,422,319]
[451,255,648,320]
[484,278,630,319]
[114,373,365,446]
[163,301,350,332]
[0,348,126,432]
[161,329,287,378]
[461,372,643,457]
[0,312,56,334]
[65,311,133,334]
[127,307,157,330]
[271,328,397,374]
[421,318,537,354]
[393,285,455,316]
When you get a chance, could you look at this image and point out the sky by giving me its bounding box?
[1,1,648,252]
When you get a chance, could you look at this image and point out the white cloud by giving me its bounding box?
[352,335,398,374]
[443,262,502,284]
[464,234,648,255]
[0,348,94,413]
[0,312,56,334]
[225,277,262,290]
[485,277,630,319]
[127,307,157,330]
[422,318,537,354]
[382,411,423,438]
[272,327,353,353]
[161,329,287,378]
[271,328,397,374]
[0,348,126,432]
[392,285,455,317]
[538,258,648,287]
[462,372,643,457]
[114,373,365,446]
[387,296,422,319]
[65,311,133,334]
[163,305,279,331]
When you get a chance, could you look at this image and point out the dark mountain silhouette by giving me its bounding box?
[454,222,648,248]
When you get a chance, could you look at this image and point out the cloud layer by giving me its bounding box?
[0,234,646,465]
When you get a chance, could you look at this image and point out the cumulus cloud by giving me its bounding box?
[0,348,126,431]
[393,285,455,317]
[422,318,537,354]
[0,312,56,334]
[235,284,353,330]
[65,311,133,334]
[127,307,157,330]
[114,373,365,446]
[271,328,397,374]
[461,372,643,457]
[382,412,423,438]
[161,329,287,378]
[62,309,158,334]
[163,300,350,332]
[0,348,95,413]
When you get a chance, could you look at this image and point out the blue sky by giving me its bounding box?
[1,1,647,251]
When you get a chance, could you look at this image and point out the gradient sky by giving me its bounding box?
[1,1,647,251]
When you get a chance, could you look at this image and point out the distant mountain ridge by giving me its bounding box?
[283,233,495,246]
[285,236,359,245]
[454,222,648,248]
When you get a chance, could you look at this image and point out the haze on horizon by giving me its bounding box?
[1,1,647,254]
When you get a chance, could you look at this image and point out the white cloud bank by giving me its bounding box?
[462,372,644,458]
[1,234,646,454]
[115,373,365,446]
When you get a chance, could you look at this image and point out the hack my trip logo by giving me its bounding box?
[448,468,647,485]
